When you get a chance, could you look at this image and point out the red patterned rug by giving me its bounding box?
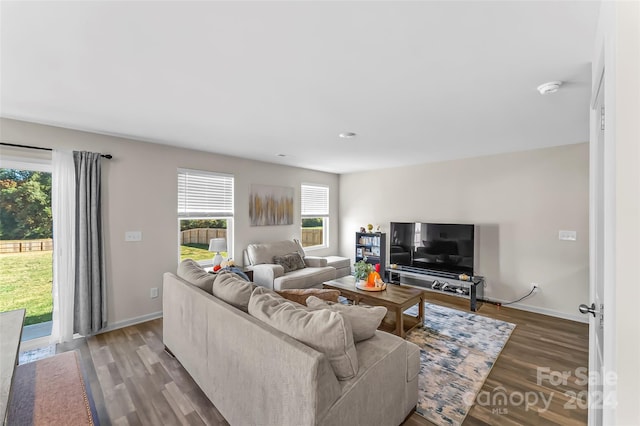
[8,350,98,425]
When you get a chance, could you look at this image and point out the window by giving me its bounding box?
[178,169,234,265]
[0,148,53,338]
[301,184,329,249]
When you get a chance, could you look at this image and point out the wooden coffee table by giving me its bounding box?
[323,276,424,338]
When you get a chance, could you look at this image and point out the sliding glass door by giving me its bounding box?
[0,163,53,340]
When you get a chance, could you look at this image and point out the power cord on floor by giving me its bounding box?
[501,287,536,305]
[480,288,536,308]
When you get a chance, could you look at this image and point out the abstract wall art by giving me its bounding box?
[249,184,294,226]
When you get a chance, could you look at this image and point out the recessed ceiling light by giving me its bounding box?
[339,132,357,138]
[276,154,286,157]
[537,81,563,95]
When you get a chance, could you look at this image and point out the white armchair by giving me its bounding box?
[244,240,336,290]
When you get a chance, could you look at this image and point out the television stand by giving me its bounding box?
[387,266,484,311]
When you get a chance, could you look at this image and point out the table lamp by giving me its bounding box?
[208,238,226,267]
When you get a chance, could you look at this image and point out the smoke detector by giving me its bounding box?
[537,81,563,95]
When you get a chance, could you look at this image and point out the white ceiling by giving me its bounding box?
[1,1,600,174]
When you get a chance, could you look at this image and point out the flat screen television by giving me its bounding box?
[389,222,475,276]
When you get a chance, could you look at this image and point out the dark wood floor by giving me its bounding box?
[60,292,589,425]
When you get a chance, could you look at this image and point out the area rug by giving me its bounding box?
[404,302,516,426]
[7,350,99,425]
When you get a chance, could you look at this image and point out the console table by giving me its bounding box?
[387,267,484,311]
[1,309,25,425]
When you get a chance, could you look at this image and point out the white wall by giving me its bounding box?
[339,143,589,321]
[594,1,640,423]
[0,118,339,326]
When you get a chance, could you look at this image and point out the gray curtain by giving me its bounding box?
[73,151,106,335]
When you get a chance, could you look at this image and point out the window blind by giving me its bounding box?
[178,169,234,217]
[301,184,329,217]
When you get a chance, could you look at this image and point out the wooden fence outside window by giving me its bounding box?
[300,228,323,247]
[180,228,323,247]
[0,239,53,254]
[180,229,227,245]
[0,229,325,253]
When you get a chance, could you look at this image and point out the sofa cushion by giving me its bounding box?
[249,287,358,380]
[273,252,306,273]
[212,271,256,312]
[324,256,351,271]
[273,266,336,291]
[276,288,340,306]
[337,331,406,398]
[177,259,215,294]
[302,256,328,268]
[246,240,303,265]
[306,296,388,342]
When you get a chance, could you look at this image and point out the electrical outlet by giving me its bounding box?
[125,231,142,242]
[532,283,540,293]
[150,287,159,299]
[559,230,577,241]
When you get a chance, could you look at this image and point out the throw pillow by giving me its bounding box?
[306,296,388,342]
[212,271,256,312]
[276,289,340,306]
[273,252,306,273]
[249,287,358,380]
[177,259,216,294]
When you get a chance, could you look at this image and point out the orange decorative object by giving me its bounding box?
[367,271,380,287]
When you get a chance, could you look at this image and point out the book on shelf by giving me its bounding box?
[358,235,381,247]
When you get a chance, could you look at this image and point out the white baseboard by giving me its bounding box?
[99,311,164,334]
[483,297,588,323]
[400,281,588,323]
[19,312,163,353]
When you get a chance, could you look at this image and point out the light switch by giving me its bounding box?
[125,231,142,242]
[559,230,577,241]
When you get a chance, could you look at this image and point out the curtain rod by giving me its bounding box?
[0,142,113,159]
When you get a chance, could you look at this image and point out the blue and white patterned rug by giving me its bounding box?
[404,302,516,426]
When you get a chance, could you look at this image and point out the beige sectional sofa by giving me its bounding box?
[163,265,420,426]
[243,240,350,290]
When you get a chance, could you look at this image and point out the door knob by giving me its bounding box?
[579,303,597,317]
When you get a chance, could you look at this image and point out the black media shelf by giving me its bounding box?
[387,266,484,312]
[355,232,386,278]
